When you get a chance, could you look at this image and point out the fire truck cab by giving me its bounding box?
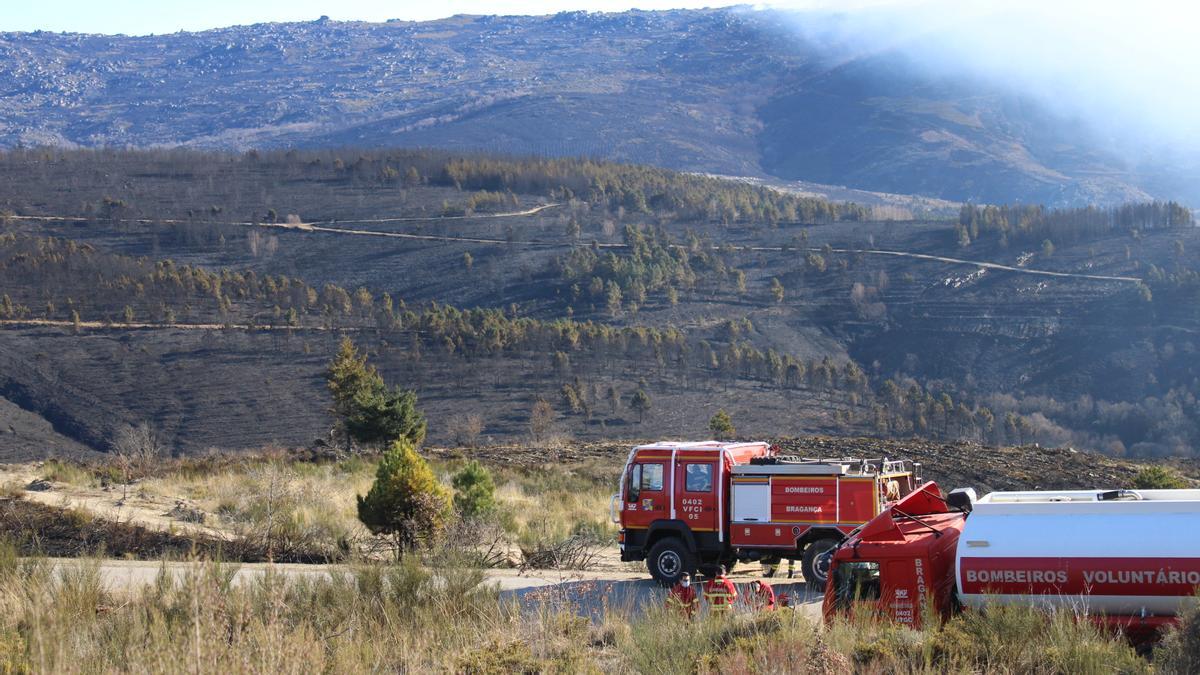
[822,482,966,628]
[613,441,918,586]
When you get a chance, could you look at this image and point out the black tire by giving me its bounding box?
[646,538,695,587]
[801,538,840,590]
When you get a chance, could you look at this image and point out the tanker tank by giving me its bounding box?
[955,488,1200,616]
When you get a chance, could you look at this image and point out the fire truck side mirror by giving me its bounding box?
[947,488,977,513]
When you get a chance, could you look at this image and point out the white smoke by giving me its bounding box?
[764,0,1200,155]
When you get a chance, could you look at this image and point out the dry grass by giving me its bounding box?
[0,478,23,499]
[0,534,1175,674]
[39,459,102,487]
[141,458,373,561]
[20,452,620,566]
[483,459,618,547]
[0,547,518,673]
[145,453,620,562]
[0,452,1183,672]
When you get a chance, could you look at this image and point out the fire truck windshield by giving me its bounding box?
[832,561,881,610]
[641,464,664,491]
[627,463,664,503]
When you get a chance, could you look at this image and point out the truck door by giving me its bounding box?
[676,461,718,533]
[624,461,668,529]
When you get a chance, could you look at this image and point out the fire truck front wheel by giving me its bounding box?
[646,538,695,586]
[801,538,839,590]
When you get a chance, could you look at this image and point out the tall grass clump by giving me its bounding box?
[929,604,1147,674]
[620,601,1147,674]
[1157,599,1200,674]
[824,602,1146,674]
[0,554,524,673]
[149,457,372,562]
[488,460,617,547]
[623,606,815,674]
[40,459,98,487]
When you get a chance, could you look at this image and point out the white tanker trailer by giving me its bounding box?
[823,482,1200,640]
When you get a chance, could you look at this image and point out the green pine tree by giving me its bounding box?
[708,410,735,439]
[326,336,383,419]
[357,439,451,557]
[345,385,427,448]
[451,460,497,519]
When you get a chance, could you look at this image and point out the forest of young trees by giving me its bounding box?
[553,225,745,315]
[956,201,1193,248]
[0,233,836,391]
[432,154,871,224]
[0,148,869,227]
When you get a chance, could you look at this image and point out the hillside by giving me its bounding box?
[0,149,1198,460]
[0,8,1194,206]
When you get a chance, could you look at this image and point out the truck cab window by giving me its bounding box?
[627,464,642,503]
[685,463,712,492]
[640,463,664,491]
[833,561,881,610]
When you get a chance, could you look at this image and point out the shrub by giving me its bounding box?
[455,639,545,674]
[357,439,451,556]
[39,459,95,486]
[1133,465,1189,490]
[1157,599,1200,674]
[452,461,497,519]
[929,604,1146,674]
[0,549,510,673]
[449,413,484,447]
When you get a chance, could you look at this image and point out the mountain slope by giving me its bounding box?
[0,9,1190,206]
[0,150,1198,459]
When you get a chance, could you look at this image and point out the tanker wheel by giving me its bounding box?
[647,538,695,587]
[801,538,840,591]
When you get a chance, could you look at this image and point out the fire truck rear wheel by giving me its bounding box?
[801,538,839,590]
[647,538,694,586]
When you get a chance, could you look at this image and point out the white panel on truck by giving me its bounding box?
[732,484,771,522]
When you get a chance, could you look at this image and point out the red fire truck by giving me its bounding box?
[823,482,1200,639]
[612,441,919,586]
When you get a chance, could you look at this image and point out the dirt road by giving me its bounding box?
[11,207,1141,284]
[8,203,561,229]
[0,317,352,332]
